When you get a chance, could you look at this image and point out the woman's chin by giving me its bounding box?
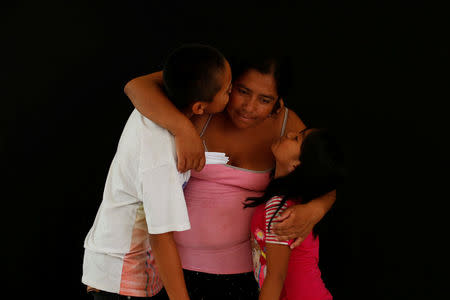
[234,114,265,129]
[235,120,256,129]
[229,115,253,128]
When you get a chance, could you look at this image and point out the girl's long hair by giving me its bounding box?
[244,129,345,236]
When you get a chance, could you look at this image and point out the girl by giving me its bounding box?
[245,128,345,300]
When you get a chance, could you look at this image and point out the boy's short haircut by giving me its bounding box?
[163,44,226,111]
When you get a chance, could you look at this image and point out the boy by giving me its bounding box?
[82,44,232,300]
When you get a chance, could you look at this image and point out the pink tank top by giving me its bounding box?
[174,164,271,274]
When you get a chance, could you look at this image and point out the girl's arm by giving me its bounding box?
[259,244,291,300]
[273,190,336,248]
[149,232,190,300]
[124,72,205,172]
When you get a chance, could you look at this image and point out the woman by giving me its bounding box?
[124,53,336,299]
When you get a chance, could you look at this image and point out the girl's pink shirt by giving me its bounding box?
[251,199,332,300]
[173,164,271,274]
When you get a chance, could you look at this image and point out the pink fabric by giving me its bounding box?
[251,199,332,300]
[119,209,163,297]
[174,164,271,274]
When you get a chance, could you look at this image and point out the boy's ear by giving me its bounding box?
[191,101,208,115]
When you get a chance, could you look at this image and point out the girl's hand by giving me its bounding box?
[272,202,323,249]
[174,123,205,173]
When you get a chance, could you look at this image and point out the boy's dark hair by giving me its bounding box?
[244,129,346,237]
[163,44,226,111]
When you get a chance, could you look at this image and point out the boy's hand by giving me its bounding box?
[174,126,205,173]
[272,202,322,249]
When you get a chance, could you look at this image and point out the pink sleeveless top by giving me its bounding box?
[173,164,271,274]
[174,109,288,274]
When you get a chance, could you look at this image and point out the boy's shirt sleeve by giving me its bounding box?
[141,164,191,234]
[137,113,191,234]
[265,196,293,246]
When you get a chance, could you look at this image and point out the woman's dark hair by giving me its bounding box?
[244,129,345,237]
[163,44,226,110]
[230,53,292,100]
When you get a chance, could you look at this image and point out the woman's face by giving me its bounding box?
[226,69,279,129]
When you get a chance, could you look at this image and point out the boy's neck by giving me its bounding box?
[182,108,194,119]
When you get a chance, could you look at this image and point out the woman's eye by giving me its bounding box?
[261,98,272,104]
[239,88,249,94]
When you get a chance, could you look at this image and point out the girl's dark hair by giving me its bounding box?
[244,129,345,237]
[163,44,226,111]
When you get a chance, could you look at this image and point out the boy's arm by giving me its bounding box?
[124,72,205,172]
[273,190,336,248]
[149,232,190,300]
[259,244,291,300]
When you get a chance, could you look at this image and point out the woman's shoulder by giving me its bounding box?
[191,114,213,134]
[284,108,306,133]
[268,107,306,139]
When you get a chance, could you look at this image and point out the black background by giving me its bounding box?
[3,1,449,299]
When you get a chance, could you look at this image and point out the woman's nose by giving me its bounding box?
[241,97,257,111]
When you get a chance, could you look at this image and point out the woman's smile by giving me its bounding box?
[236,112,256,121]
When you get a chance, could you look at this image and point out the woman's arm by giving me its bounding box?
[125,72,188,134]
[124,72,205,172]
[272,190,336,248]
[149,232,190,300]
[259,244,291,300]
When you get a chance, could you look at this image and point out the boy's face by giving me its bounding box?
[205,60,232,114]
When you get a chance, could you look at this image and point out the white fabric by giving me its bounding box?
[205,151,229,164]
[82,109,190,292]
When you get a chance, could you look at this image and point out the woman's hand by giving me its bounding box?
[272,202,323,249]
[174,122,205,173]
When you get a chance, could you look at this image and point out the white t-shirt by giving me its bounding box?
[82,109,190,297]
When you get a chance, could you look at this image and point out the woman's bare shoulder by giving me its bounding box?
[191,114,213,133]
[285,108,307,132]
